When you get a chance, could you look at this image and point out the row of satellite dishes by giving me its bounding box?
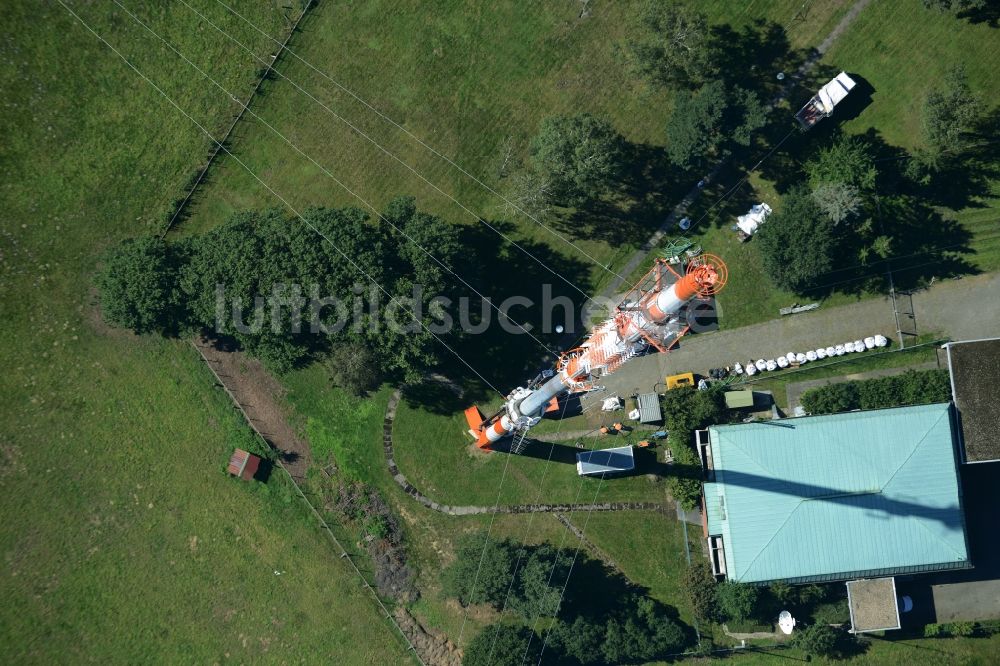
[734,335,890,376]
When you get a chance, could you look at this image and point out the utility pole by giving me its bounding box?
[888,269,904,349]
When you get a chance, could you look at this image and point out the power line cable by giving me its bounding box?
[456,427,522,645]
[83,7,527,650]
[116,0,560,360]
[534,472,609,665]
[182,0,599,301]
[53,4,440,661]
[212,0,626,283]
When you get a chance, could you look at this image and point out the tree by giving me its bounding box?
[791,623,840,658]
[660,385,725,433]
[922,66,982,156]
[717,581,760,623]
[682,564,719,623]
[662,387,725,509]
[530,113,625,205]
[546,617,604,665]
[621,1,714,87]
[95,235,189,335]
[510,544,566,619]
[731,87,769,147]
[812,182,863,223]
[665,82,767,170]
[442,534,517,608]
[180,208,365,370]
[326,344,380,396]
[665,80,728,170]
[806,136,877,192]
[756,187,838,293]
[462,624,539,666]
[602,596,687,663]
[500,171,553,221]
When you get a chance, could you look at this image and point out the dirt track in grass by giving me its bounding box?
[193,336,311,480]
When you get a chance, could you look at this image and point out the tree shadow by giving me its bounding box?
[427,220,593,399]
[553,141,690,247]
[400,378,466,416]
[709,19,813,102]
[957,3,1000,27]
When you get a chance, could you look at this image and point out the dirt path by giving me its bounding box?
[192,336,311,480]
[384,391,668,516]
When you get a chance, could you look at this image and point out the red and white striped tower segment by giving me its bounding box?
[465,255,727,449]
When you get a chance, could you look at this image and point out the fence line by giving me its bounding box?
[191,340,425,665]
[160,0,315,237]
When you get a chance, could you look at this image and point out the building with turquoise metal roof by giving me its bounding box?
[700,403,971,584]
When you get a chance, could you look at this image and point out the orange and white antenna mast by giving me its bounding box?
[465,254,727,449]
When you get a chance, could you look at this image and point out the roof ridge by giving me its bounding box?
[738,498,807,580]
[909,510,968,561]
[879,407,950,494]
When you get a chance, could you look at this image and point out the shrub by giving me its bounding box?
[791,623,840,657]
[717,581,760,623]
[811,600,850,626]
[802,369,952,414]
[949,621,977,637]
[924,623,945,638]
[682,564,719,623]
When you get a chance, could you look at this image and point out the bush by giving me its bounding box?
[811,600,850,626]
[791,623,840,657]
[326,344,381,396]
[949,621,977,637]
[682,564,719,623]
[95,235,189,335]
[924,622,945,637]
[717,581,760,623]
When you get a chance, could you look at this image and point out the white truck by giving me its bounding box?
[795,71,857,130]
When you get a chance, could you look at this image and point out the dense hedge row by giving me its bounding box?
[801,368,951,415]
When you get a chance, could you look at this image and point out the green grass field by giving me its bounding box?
[620,0,1000,330]
[0,2,411,662]
[6,1,1000,663]
[178,0,853,296]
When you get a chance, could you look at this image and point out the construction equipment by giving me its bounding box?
[464,255,728,449]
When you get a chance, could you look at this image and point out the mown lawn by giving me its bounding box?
[826,0,1000,274]
[179,0,852,297]
[0,1,411,662]
[624,0,1000,330]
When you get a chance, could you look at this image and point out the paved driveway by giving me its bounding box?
[583,272,1000,403]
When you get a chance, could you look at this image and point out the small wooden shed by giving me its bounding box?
[228,448,262,481]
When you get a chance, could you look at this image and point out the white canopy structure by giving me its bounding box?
[817,72,857,113]
[736,203,772,236]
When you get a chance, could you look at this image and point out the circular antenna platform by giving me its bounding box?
[685,253,728,296]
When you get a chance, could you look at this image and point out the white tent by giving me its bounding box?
[736,203,772,236]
